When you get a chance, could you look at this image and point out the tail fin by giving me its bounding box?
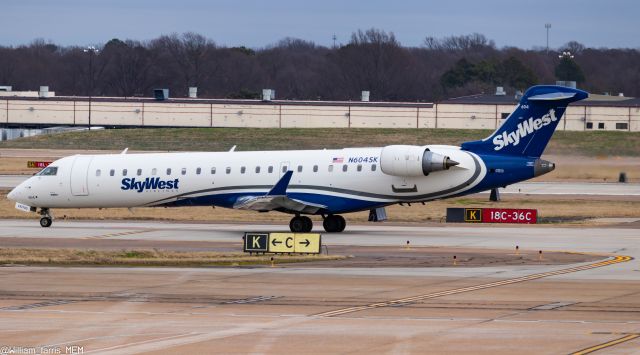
[461,85,588,158]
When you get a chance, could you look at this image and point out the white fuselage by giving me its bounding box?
[8,146,485,213]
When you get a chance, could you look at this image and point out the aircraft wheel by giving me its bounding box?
[289,216,307,233]
[40,217,52,228]
[300,216,313,232]
[323,215,345,233]
[336,215,346,232]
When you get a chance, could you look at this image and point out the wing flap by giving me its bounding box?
[234,195,326,214]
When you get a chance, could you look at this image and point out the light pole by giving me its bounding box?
[83,46,99,130]
[545,23,551,54]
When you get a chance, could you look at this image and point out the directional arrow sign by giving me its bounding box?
[268,233,295,253]
[294,234,321,254]
[299,239,311,247]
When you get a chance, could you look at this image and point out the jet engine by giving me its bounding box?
[379,145,459,177]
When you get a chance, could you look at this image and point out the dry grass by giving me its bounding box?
[0,157,44,175]
[2,128,640,156]
[0,248,344,267]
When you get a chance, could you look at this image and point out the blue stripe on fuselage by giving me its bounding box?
[161,192,388,214]
[461,153,536,194]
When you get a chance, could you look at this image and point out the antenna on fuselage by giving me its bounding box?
[121,148,129,154]
[229,145,237,152]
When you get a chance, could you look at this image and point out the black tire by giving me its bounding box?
[323,215,343,233]
[289,216,306,233]
[336,215,346,232]
[300,216,313,232]
[40,217,52,228]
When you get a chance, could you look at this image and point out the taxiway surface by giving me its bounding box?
[0,220,639,354]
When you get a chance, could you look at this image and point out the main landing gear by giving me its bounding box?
[288,214,346,233]
[39,208,52,228]
[289,215,313,233]
[322,215,345,233]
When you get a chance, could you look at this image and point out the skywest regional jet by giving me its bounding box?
[8,85,588,233]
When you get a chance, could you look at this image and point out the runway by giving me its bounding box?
[2,174,640,195]
[0,220,639,354]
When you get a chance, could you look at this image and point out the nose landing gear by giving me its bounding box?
[39,208,52,228]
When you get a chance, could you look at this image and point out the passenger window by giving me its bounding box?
[241,166,246,174]
[342,164,348,172]
[313,165,318,172]
[328,165,334,172]
[255,166,261,173]
[297,165,303,172]
[371,164,377,172]
[137,169,142,176]
[357,164,362,172]
[122,169,128,176]
[268,166,273,173]
[151,168,157,176]
[211,167,216,174]
[181,168,187,175]
[96,169,101,177]
[166,168,172,175]
[226,167,231,174]
[282,165,288,173]
[109,169,115,177]
[196,167,201,175]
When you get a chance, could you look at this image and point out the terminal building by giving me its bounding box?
[0,86,638,132]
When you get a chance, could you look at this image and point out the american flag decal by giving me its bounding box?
[332,157,344,163]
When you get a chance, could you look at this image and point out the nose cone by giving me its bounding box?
[7,187,17,201]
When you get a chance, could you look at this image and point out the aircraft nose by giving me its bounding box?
[7,187,17,201]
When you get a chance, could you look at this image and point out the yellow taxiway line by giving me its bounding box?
[571,333,640,355]
[314,255,632,317]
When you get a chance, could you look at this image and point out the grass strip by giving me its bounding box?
[0,248,345,267]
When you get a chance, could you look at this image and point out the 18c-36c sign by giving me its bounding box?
[446,208,537,224]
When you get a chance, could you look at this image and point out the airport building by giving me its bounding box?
[1,87,638,132]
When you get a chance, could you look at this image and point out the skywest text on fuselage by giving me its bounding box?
[121,177,180,193]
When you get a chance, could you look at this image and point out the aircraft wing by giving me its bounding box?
[233,194,326,214]
[232,171,327,214]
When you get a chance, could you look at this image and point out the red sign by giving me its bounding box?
[482,208,537,224]
[27,161,52,168]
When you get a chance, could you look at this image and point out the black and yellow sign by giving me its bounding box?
[269,232,295,253]
[464,208,482,222]
[243,232,321,254]
[293,234,321,253]
[243,233,269,252]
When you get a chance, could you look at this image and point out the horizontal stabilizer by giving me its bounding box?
[528,92,577,101]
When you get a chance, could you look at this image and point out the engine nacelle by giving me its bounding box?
[379,145,459,177]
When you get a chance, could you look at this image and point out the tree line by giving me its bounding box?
[0,29,638,101]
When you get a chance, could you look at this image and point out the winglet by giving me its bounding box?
[267,171,293,196]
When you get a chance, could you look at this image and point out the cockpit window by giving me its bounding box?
[37,166,58,176]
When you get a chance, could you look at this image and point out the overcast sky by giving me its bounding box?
[2,0,639,49]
